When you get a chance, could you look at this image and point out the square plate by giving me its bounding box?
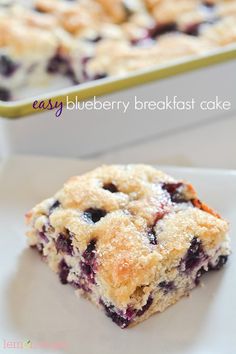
[0,156,235,354]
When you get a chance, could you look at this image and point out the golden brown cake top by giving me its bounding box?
[1,0,236,72]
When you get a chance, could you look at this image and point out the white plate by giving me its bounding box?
[0,156,235,354]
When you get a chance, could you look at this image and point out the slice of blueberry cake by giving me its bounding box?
[25,165,230,328]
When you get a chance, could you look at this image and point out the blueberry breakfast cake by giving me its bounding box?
[25,165,230,328]
[1,0,236,101]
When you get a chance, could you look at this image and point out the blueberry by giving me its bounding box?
[83,239,96,262]
[182,237,204,272]
[47,53,77,84]
[209,255,228,271]
[100,300,131,328]
[84,208,107,223]
[103,183,118,193]
[148,23,177,39]
[137,296,153,317]
[47,53,68,74]
[80,239,97,283]
[159,281,175,294]
[0,54,18,77]
[80,262,93,276]
[0,87,11,101]
[58,259,70,284]
[162,182,189,203]
[55,231,73,255]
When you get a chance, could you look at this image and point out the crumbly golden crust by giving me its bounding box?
[26,165,229,312]
[35,0,133,32]
[202,16,236,46]
[1,0,236,58]
[0,6,68,58]
[87,34,213,76]
[96,0,129,23]
[145,0,198,24]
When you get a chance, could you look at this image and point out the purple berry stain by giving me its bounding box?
[159,281,175,294]
[80,239,97,284]
[55,230,73,255]
[38,230,49,243]
[162,182,189,203]
[100,295,153,327]
[100,300,131,328]
[59,259,70,284]
[47,53,78,84]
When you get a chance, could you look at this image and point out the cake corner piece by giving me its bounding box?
[25,164,230,328]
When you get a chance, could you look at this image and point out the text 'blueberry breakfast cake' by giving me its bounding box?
[1,0,236,101]
[25,165,230,328]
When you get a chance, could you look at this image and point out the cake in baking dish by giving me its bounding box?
[0,0,236,101]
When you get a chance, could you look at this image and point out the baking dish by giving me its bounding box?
[0,56,235,158]
[0,44,236,119]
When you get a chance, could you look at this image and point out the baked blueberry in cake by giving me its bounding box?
[0,0,236,100]
[25,165,230,328]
